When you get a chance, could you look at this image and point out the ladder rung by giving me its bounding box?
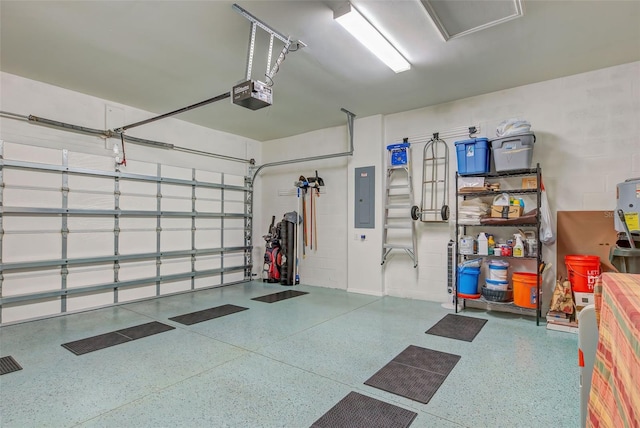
[385,225,412,229]
[422,180,445,184]
[383,244,413,250]
[424,157,447,161]
[386,204,411,209]
[388,184,409,189]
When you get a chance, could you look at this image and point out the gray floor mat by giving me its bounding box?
[62,331,131,355]
[311,391,417,428]
[0,356,23,375]
[62,321,175,355]
[425,314,488,342]
[364,345,460,404]
[169,304,249,325]
[251,290,308,303]
[117,321,175,339]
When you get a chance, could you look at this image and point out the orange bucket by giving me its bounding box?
[565,255,600,292]
[513,272,540,309]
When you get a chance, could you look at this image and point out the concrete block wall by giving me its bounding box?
[262,61,640,303]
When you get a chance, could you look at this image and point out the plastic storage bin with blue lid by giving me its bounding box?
[454,137,490,175]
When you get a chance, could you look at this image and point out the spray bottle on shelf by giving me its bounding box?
[487,235,495,255]
[513,234,525,258]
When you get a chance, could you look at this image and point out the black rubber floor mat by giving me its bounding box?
[392,345,460,375]
[0,356,23,375]
[251,290,308,303]
[169,304,249,326]
[311,391,417,428]
[365,361,447,404]
[117,321,175,339]
[364,345,460,404]
[62,331,131,356]
[425,314,488,342]
[62,321,175,355]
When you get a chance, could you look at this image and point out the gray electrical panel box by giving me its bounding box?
[355,166,375,228]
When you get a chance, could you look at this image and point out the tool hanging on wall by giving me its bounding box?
[295,171,325,253]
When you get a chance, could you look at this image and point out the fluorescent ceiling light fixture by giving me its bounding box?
[334,2,410,73]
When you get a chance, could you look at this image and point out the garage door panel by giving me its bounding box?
[67,265,113,288]
[160,279,191,295]
[223,230,245,247]
[195,255,221,271]
[118,260,157,281]
[3,233,60,263]
[67,292,113,312]
[119,194,157,211]
[118,284,157,302]
[119,231,156,254]
[5,142,61,164]
[2,299,61,324]
[4,187,61,208]
[161,230,190,252]
[160,259,191,276]
[67,231,113,258]
[2,269,60,296]
[162,196,192,212]
[195,275,221,289]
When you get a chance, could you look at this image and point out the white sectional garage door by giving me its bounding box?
[0,141,251,324]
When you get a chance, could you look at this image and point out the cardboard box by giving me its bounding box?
[574,291,595,306]
[521,177,538,189]
[490,205,523,219]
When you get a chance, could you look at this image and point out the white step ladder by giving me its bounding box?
[381,139,418,268]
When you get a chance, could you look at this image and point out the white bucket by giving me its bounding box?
[488,260,509,281]
[486,279,509,291]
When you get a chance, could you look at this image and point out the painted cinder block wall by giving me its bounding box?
[262,61,640,301]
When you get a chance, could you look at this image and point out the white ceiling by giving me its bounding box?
[1,1,639,142]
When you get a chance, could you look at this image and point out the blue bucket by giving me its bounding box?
[457,266,480,295]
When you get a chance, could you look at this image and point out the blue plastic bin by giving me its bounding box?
[454,138,490,175]
[457,266,480,295]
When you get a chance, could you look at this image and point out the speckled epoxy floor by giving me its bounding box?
[0,281,579,427]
